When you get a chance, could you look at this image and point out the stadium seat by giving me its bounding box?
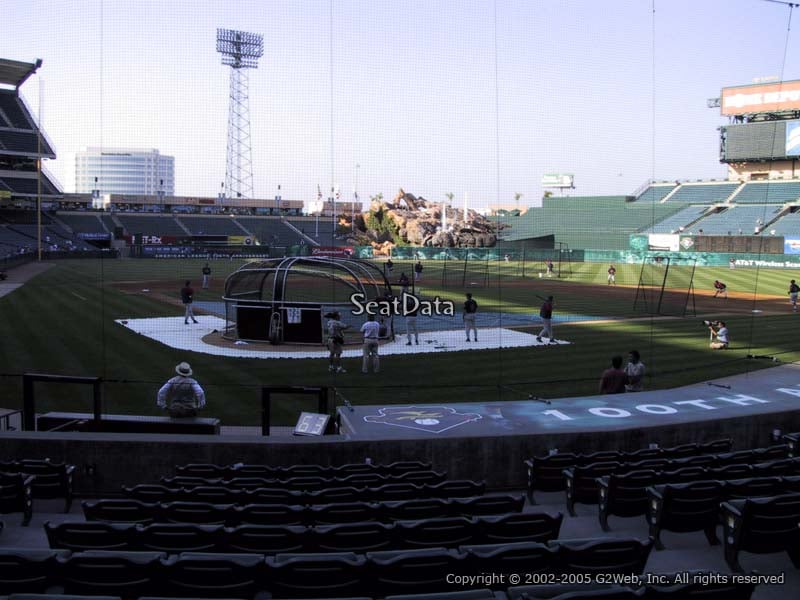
[233,502,305,526]
[313,521,397,553]
[158,501,233,525]
[526,453,580,501]
[307,486,363,505]
[45,521,135,552]
[451,494,525,517]
[174,463,234,479]
[58,550,165,598]
[82,499,159,524]
[122,484,180,503]
[267,551,367,598]
[226,524,308,555]
[380,461,433,476]
[0,548,66,593]
[475,511,562,546]
[647,481,724,550]
[159,552,264,598]
[551,537,652,575]
[383,498,451,521]
[241,486,305,504]
[367,547,467,597]
[751,458,800,477]
[308,501,381,525]
[459,541,555,583]
[180,485,245,504]
[134,523,223,553]
[564,462,621,516]
[425,480,486,499]
[396,470,447,485]
[15,459,76,513]
[367,482,424,502]
[721,493,800,572]
[722,476,785,500]
[0,472,34,526]
[598,470,661,531]
[395,516,478,548]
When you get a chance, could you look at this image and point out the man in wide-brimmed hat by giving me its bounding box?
[157,361,206,417]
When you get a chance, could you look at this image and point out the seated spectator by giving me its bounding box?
[157,362,206,417]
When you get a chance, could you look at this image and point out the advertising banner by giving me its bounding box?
[784,239,800,255]
[647,234,680,252]
[310,246,354,258]
[721,80,800,116]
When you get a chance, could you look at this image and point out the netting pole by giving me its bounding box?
[521,244,526,278]
[633,256,650,313]
[462,253,469,288]
[682,259,698,317]
[656,256,671,315]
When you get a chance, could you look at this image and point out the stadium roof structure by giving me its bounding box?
[0,58,42,89]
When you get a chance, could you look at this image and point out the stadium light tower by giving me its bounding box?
[216,28,263,201]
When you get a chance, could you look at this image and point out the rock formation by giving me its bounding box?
[343,188,507,253]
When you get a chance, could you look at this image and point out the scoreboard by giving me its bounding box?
[721,120,799,162]
[689,235,783,254]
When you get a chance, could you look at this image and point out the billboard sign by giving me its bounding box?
[787,121,800,157]
[541,173,575,188]
[784,239,800,255]
[648,234,680,252]
[721,80,800,116]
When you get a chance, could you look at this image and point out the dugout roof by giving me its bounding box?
[0,58,42,89]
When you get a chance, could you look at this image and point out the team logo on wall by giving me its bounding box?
[363,405,482,433]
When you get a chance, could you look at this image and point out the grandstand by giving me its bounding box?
[642,205,711,234]
[116,214,189,237]
[730,180,800,204]
[765,209,800,237]
[503,196,685,250]
[690,204,783,235]
[56,213,111,236]
[635,182,677,202]
[663,181,740,204]
[236,216,308,247]
[178,215,250,236]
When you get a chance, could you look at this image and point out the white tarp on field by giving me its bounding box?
[115,316,568,359]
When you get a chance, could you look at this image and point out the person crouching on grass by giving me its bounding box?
[325,311,349,373]
[709,320,729,349]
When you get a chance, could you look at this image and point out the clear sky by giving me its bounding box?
[2,0,798,209]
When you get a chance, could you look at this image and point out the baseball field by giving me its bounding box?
[1,256,798,426]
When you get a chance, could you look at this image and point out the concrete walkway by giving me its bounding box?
[0,260,53,298]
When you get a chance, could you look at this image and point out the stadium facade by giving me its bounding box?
[75,147,175,196]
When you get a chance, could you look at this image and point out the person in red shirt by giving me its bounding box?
[713,280,727,299]
[599,355,626,394]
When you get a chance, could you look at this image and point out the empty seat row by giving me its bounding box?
[47,511,563,554]
[565,454,798,515]
[174,460,432,479]
[600,470,800,530]
[648,479,800,555]
[125,479,484,505]
[0,538,652,598]
[160,469,447,491]
[83,494,525,526]
[525,439,734,500]
[0,574,761,599]
[0,459,75,512]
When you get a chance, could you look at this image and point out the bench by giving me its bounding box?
[37,412,220,435]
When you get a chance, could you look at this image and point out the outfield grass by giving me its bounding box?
[1,257,799,425]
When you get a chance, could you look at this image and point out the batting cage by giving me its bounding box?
[223,257,393,344]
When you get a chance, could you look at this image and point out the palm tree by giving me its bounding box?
[443,192,454,230]
[514,192,523,211]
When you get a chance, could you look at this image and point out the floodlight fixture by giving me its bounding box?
[216,28,264,69]
[216,28,263,200]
